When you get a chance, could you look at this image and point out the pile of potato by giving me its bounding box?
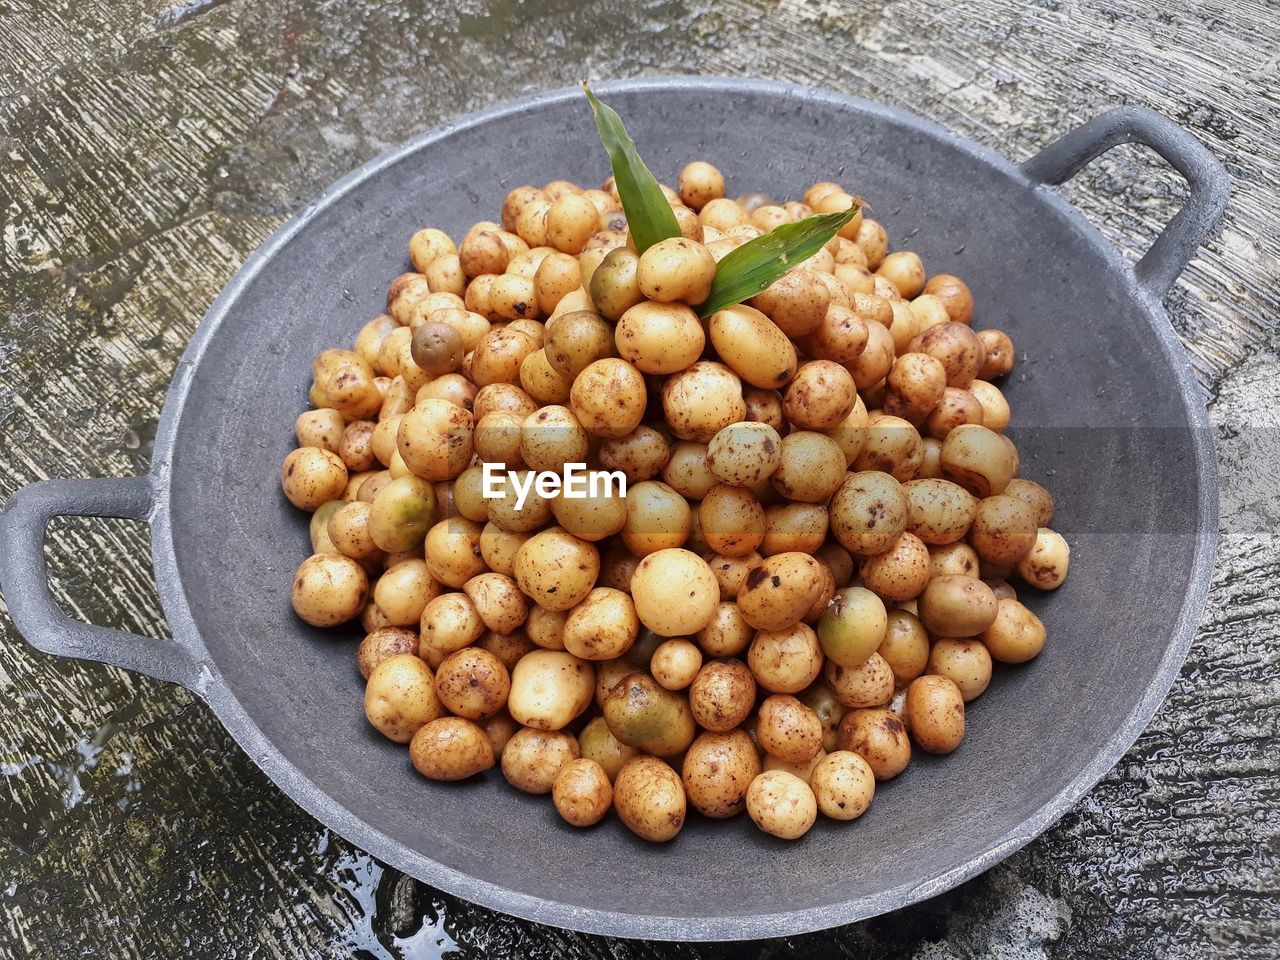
[283,161,1070,842]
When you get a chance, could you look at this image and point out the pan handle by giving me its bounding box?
[1020,106,1228,301]
[0,476,201,687]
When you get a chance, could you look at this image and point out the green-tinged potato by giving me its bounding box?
[737,552,827,632]
[756,694,823,764]
[837,707,911,780]
[818,586,887,667]
[282,447,349,511]
[309,500,344,554]
[577,715,640,780]
[513,528,600,611]
[369,475,437,553]
[825,652,894,708]
[746,770,817,840]
[410,717,494,780]
[604,672,696,757]
[709,305,798,389]
[979,597,1046,663]
[552,758,613,827]
[357,627,418,680]
[507,650,594,730]
[637,236,716,305]
[630,548,719,636]
[682,730,760,818]
[688,657,756,730]
[615,301,705,374]
[829,471,908,556]
[614,756,687,842]
[809,750,875,820]
[747,622,824,694]
[364,654,443,743]
[501,726,580,794]
[589,247,644,321]
[563,587,639,660]
[292,553,368,627]
[1015,527,1070,589]
[927,638,992,702]
[904,675,965,754]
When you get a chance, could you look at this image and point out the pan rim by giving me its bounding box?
[147,75,1219,941]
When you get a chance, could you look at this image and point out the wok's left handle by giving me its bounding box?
[1020,106,1229,302]
[0,476,202,687]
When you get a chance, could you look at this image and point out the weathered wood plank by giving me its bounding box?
[0,0,1276,956]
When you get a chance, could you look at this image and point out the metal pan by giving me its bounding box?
[0,78,1227,941]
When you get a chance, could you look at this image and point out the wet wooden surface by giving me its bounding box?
[1,0,1277,956]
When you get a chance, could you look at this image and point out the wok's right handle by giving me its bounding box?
[1020,106,1229,302]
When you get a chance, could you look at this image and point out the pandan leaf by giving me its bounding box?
[697,208,859,318]
[583,83,682,254]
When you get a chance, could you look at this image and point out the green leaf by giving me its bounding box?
[583,83,682,254]
[697,208,859,318]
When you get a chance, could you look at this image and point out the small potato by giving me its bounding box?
[699,197,749,231]
[519,348,572,405]
[928,541,981,579]
[526,604,568,651]
[1003,478,1055,527]
[737,553,828,632]
[904,675,965,754]
[783,360,857,430]
[563,587,639,660]
[615,301,705,374]
[600,426,670,482]
[577,715,640,780]
[876,251,925,298]
[709,305,798,389]
[825,652,895,709]
[979,597,1047,663]
[688,657,756,731]
[551,758,613,827]
[849,317,896,389]
[507,650,594,731]
[705,421,783,487]
[747,622,824,694]
[621,480,692,556]
[462,572,529,634]
[817,586,887,668]
[339,420,378,473]
[1015,527,1070,590]
[853,413,923,481]
[924,386,985,440]
[918,575,999,638]
[364,654,443,743]
[682,729,760,819]
[859,532,931,601]
[909,322,985,386]
[547,192,601,254]
[662,441,717,500]
[478,523,530,577]
[292,553,369,627]
[976,328,1015,379]
[551,488,627,543]
[637,237,716,305]
[927,638,992,702]
[756,694,823,764]
[630,548,719,637]
[810,750,875,821]
[519,405,589,473]
[903,478,978,545]
[570,358,647,439]
[695,600,754,655]
[589,247,645,321]
[854,219,888,268]
[614,756,687,842]
[424,518,486,588]
[397,400,475,482]
[470,327,539,384]
[941,424,1017,497]
[678,161,725,210]
[513,527,600,611]
[883,352,947,425]
[478,630,534,672]
[501,726,580,793]
[751,268,830,338]
[771,432,846,503]
[797,680,847,752]
[968,380,1011,433]
[310,500,345,555]
[907,294,950,335]
[829,471,908,556]
[295,409,345,453]
[532,251,582,316]
[877,609,930,685]
[327,500,380,560]
[419,592,485,658]
[409,717,495,781]
[474,410,525,466]
[282,447,349,511]
[375,559,440,626]
[357,627,418,680]
[743,388,786,432]
[662,361,748,443]
[799,303,869,365]
[922,274,974,325]
[543,310,615,382]
[823,395,870,467]
[598,542,642,594]
[369,475,437,553]
[647,638,701,691]
[746,770,817,840]
[699,484,765,558]
[837,707,911,780]
[969,495,1038,566]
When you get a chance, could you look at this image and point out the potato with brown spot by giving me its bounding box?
[364,654,444,743]
[756,694,824,764]
[747,622,824,694]
[829,470,909,556]
[434,647,511,719]
[552,758,613,827]
[614,756,687,842]
[682,730,760,818]
[746,770,817,840]
[904,675,966,754]
[737,552,827,632]
[501,726,580,793]
[1015,527,1070,589]
[837,707,912,780]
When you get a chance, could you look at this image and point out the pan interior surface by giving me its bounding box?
[164,82,1205,935]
